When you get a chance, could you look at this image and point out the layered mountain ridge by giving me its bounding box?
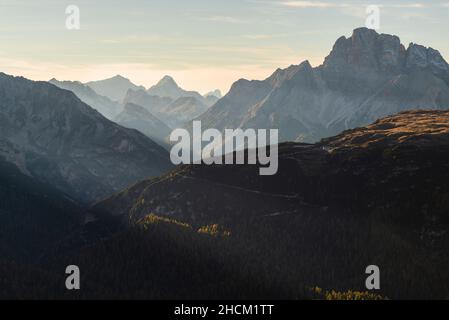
[114,102,171,147]
[0,72,173,203]
[49,78,122,120]
[86,75,145,103]
[124,77,212,128]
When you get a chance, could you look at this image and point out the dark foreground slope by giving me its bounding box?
[88,110,449,299]
[0,155,84,300]
[0,156,83,263]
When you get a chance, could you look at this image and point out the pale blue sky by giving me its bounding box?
[1,0,448,93]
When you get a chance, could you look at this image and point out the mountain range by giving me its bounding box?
[0,72,172,203]
[2,74,449,298]
[48,28,449,146]
[1,27,449,300]
[53,75,218,137]
[196,27,449,143]
[86,75,145,103]
[124,77,213,128]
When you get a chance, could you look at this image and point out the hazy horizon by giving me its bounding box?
[1,0,449,94]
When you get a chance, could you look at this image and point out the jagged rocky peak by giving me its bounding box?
[110,74,131,82]
[227,78,251,94]
[154,75,179,89]
[267,63,303,87]
[224,78,268,102]
[323,27,406,72]
[294,60,314,76]
[406,43,449,78]
[147,75,207,103]
[102,74,134,84]
[323,27,449,79]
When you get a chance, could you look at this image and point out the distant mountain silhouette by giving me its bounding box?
[86,75,145,102]
[205,89,222,99]
[125,78,211,128]
[204,89,222,105]
[147,75,205,102]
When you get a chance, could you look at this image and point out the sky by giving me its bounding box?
[1,0,449,94]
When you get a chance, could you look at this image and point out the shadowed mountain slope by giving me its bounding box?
[0,72,173,203]
[114,102,171,147]
[49,78,122,120]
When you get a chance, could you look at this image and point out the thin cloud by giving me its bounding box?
[99,35,171,45]
[388,3,426,8]
[280,1,349,8]
[203,15,246,24]
[242,33,287,40]
[279,1,427,9]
